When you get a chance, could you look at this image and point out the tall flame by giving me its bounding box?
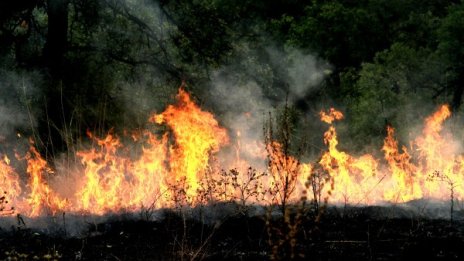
[75,132,130,214]
[151,87,229,200]
[382,126,421,202]
[24,142,67,216]
[415,105,464,198]
[1,86,464,217]
[319,109,378,204]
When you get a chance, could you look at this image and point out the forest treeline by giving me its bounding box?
[1,0,464,157]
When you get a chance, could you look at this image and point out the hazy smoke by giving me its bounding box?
[109,0,180,128]
[202,43,330,167]
[266,47,330,102]
[0,69,41,146]
[207,44,330,116]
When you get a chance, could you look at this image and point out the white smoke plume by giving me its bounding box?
[203,43,330,168]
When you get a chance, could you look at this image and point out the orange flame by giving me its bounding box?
[0,155,21,214]
[73,87,229,213]
[24,142,67,216]
[415,104,463,198]
[2,86,464,217]
[382,126,421,202]
[151,88,229,201]
[318,109,378,204]
[75,132,130,214]
[267,141,301,203]
[319,108,344,124]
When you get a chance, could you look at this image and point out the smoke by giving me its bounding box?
[115,76,176,128]
[106,1,332,144]
[207,43,331,106]
[107,0,182,129]
[265,47,330,102]
[203,42,330,167]
[0,69,42,153]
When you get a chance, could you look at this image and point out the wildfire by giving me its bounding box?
[74,132,130,214]
[382,126,421,202]
[319,108,344,124]
[1,87,464,217]
[318,109,378,204]
[24,141,67,216]
[151,87,229,200]
[0,155,21,215]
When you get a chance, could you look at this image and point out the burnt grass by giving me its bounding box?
[1,204,464,260]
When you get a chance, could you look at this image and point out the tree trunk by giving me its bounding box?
[41,0,69,154]
[451,68,464,112]
[45,0,68,79]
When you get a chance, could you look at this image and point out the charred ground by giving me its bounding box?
[1,204,464,260]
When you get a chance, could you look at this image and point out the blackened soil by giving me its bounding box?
[1,206,464,260]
